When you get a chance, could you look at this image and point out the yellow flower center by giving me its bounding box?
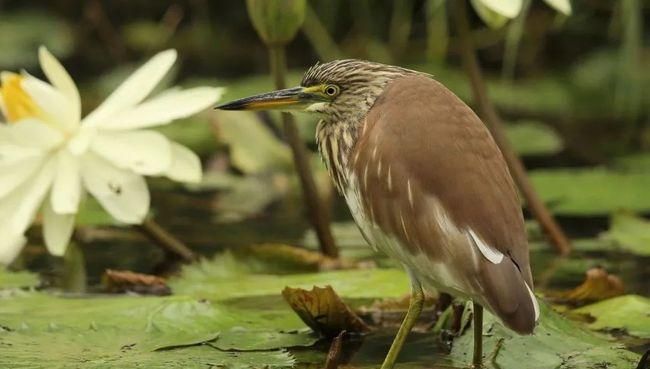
[0,72,45,123]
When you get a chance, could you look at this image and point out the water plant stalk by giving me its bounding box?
[137,217,197,262]
[268,45,339,258]
[62,242,87,293]
[453,0,571,255]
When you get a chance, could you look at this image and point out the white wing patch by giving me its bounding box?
[468,229,504,264]
[525,282,541,322]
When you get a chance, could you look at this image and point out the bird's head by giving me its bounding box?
[217,59,422,122]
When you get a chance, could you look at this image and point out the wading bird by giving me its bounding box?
[217,60,539,368]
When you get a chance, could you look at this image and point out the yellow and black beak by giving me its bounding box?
[216,86,325,111]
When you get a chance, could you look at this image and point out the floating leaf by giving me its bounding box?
[574,295,650,339]
[282,285,371,337]
[505,120,564,156]
[530,168,650,214]
[449,302,640,368]
[213,328,318,351]
[600,212,650,256]
[169,253,409,301]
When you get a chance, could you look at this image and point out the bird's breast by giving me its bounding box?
[315,119,359,193]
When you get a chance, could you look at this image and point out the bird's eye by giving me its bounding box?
[324,85,340,97]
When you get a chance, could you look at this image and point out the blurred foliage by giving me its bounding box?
[0,11,72,69]
[600,212,650,256]
[505,120,563,155]
[530,168,650,214]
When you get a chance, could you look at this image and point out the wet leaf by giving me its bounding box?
[600,212,650,256]
[556,267,625,305]
[213,328,318,350]
[505,120,564,156]
[0,293,296,368]
[530,168,650,214]
[573,295,650,339]
[102,269,171,296]
[169,252,409,301]
[450,302,640,368]
[282,285,371,337]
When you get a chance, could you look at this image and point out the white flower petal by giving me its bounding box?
[474,0,522,18]
[51,149,81,214]
[81,152,150,224]
[42,199,75,256]
[90,130,172,175]
[82,50,177,127]
[0,118,64,149]
[0,230,26,265]
[21,74,75,131]
[0,161,55,233]
[0,156,43,199]
[471,0,511,28]
[67,126,96,155]
[166,142,202,183]
[543,0,571,15]
[100,87,224,130]
[38,46,81,125]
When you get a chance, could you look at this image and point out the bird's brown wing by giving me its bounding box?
[350,75,536,333]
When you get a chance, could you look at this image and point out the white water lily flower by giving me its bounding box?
[0,47,223,264]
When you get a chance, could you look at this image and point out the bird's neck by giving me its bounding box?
[316,117,363,193]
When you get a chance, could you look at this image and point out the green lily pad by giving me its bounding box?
[573,295,650,338]
[0,331,295,369]
[169,252,409,301]
[450,303,639,368]
[505,120,564,156]
[530,168,650,214]
[0,293,297,368]
[600,212,650,256]
[0,268,39,290]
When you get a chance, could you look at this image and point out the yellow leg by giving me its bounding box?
[473,301,483,368]
[379,281,424,369]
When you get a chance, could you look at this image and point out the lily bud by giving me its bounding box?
[246,0,306,46]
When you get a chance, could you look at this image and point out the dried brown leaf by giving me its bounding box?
[102,269,171,296]
[282,285,370,338]
[558,267,625,305]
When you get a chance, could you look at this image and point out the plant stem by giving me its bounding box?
[452,0,571,255]
[268,45,339,258]
[137,217,197,262]
[473,302,483,368]
[62,242,87,293]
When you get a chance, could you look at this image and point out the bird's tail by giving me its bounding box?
[478,259,539,334]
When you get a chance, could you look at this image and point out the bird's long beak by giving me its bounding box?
[216,86,325,111]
